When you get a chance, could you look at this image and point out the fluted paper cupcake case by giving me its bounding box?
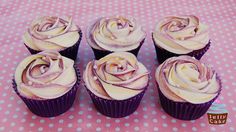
[24,31,82,61]
[12,66,81,117]
[157,75,222,120]
[152,33,210,64]
[85,85,148,118]
[91,39,145,60]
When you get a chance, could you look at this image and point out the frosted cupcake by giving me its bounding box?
[23,16,82,61]
[152,15,210,63]
[13,51,80,117]
[86,16,146,59]
[83,52,149,117]
[155,56,221,120]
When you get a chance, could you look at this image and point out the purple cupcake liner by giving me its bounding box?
[91,39,145,60]
[152,33,210,64]
[24,30,82,61]
[157,75,222,120]
[85,85,148,118]
[12,67,81,117]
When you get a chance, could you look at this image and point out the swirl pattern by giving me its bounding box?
[83,52,149,100]
[87,16,146,51]
[155,56,220,104]
[23,16,80,51]
[153,15,209,54]
[14,51,76,99]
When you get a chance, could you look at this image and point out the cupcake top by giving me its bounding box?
[23,16,81,51]
[86,16,146,51]
[153,15,209,54]
[83,52,149,100]
[155,56,220,104]
[14,51,77,100]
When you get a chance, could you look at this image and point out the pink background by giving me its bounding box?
[0,0,235,131]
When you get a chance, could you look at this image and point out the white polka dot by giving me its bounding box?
[19,127,24,131]
[134,126,139,131]
[0,127,4,131]
[115,127,120,131]
[143,122,148,127]
[40,119,45,123]
[69,115,74,119]
[153,118,158,123]
[79,103,84,107]
[200,123,206,127]
[57,128,63,132]
[30,123,34,127]
[154,127,159,131]
[192,127,197,131]
[21,118,26,123]
[134,119,139,123]
[78,111,83,115]
[77,119,83,123]
[87,115,92,119]
[171,119,176,123]
[152,111,157,115]
[76,128,82,131]
[161,115,166,119]
[173,127,178,132]
[182,123,187,127]
[13,114,18,119]
[115,119,120,123]
[68,123,73,128]
[86,123,92,128]
[124,123,130,127]
[230,127,235,131]
[11,122,16,127]
[124,116,130,119]
[211,127,216,131]
[96,127,101,131]
[49,123,54,128]
[32,115,36,119]
[49,117,55,120]
[162,123,168,127]
[4,111,9,115]
[38,127,43,131]
[142,107,147,111]
[106,123,111,127]
[69,107,75,111]
[59,119,64,123]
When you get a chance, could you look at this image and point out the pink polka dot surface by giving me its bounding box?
[0,0,235,131]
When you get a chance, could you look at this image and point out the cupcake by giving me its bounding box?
[83,52,149,118]
[152,15,210,63]
[86,16,146,59]
[155,56,221,120]
[13,51,80,117]
[23,16,82,61]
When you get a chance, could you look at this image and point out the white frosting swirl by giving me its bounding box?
[23,16,80,51]
[83,52,149,100]
[86,16,146,51]
[153,15,209,54]
[15,51,76,100]
[155,56,220,104]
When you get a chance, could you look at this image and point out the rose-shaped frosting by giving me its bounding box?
[86,16,146,51]
[23,16,81,51]
[155,56,220,104]
[14,51,76,100]
[153,15,209,54]
[83,52,149,100]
